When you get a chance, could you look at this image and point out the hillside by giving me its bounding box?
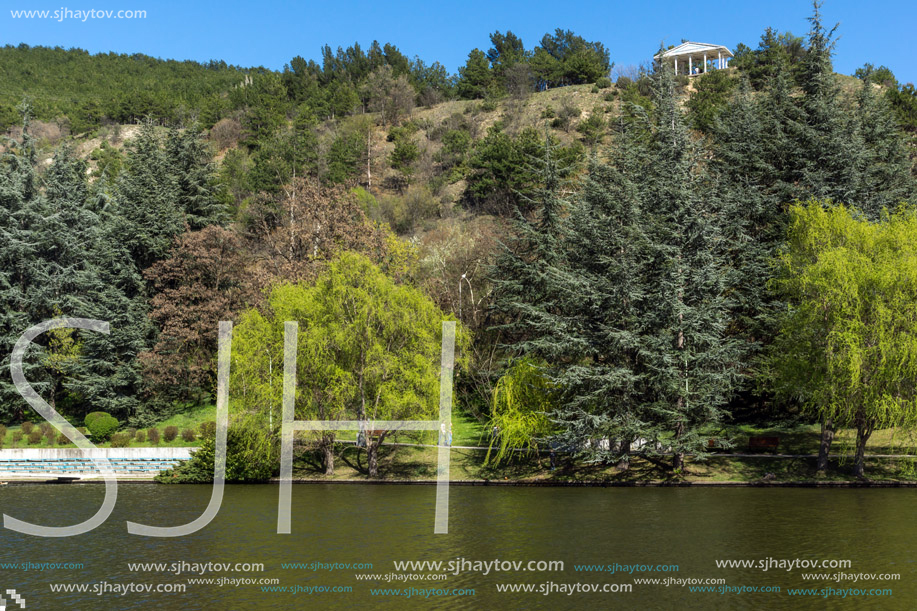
[0,44,252,133]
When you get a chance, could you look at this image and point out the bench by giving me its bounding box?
[748,436,779,453]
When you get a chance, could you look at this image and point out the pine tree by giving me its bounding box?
[0,107,43,421]
[796,2,863,206]
[544,114,655,467]
[711,79,785,408]
[756,62,808,204]
[488,130,570,344]
[853,72,915,216]
[639,64,740,470]
[165,125,226,229]
[112,119,182,270]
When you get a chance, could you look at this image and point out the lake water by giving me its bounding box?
[0,484,913,609]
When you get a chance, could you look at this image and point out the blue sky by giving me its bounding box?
[2,0,916,84]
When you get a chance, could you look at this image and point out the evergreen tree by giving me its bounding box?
[796,2,862,206]
[544,117,654,467]
[711,79,785,406]
[456,49,493,100]
[852,71,915,216]
[165,125,227,229]
[0,123,153,424]
[639,64,739,470]
[112,120,183,270]
[0,108,42,421]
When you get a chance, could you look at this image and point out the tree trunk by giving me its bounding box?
[322,434,334,475]
[616,437,631,471]
[673,452,684,471]
[817,419,834,474]
[367,440,379,478]
[853,415,873,479]
[673,400,685,471]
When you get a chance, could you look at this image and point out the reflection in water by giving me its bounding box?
[0,484,914,609]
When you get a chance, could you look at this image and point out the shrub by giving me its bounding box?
[27,430,42,445]
[591,85,600,94]
[126,427,137,438]
[135,429,146,443]
[147,428,161,445]
[615,75,633,90]
[86,414,119,441]
[200,421,216,438]
[181,429,196,442]
[44,427,56,443]
[163,426,179,442]
[84,412,109,428]
[56,432,70,446]
[595,76,612,89]
[157,424,276,484]
[109,433,131,448]
[208,117,242,150]
[0,425,7,440]
[39,421,52,436]
[12,431,23,445]
[20,421,33,434]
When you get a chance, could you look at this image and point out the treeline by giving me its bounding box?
[0,28,612,135]
[0,44,249,133]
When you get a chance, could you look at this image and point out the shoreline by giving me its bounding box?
[3,476,917,487]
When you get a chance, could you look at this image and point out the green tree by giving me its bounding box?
[487,31,529,91]
[686,69,738,132]
[456,49,493,100]
[232,253,468,477]
[769,202,917,478]
[486,359,556,466]
[165,124,227,229]
[631,65,739,470]
[532,29,611,87]
[111,120,183,270]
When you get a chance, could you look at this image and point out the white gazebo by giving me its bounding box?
[654,42,733,76]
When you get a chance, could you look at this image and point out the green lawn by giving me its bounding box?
[0,402,217,449]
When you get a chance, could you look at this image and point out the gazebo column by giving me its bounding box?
[688,56,692,75]
[674,58,678,75]
[718,51,722,69]
[703,53,707,73]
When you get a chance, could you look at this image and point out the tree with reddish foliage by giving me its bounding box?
[140,226,254,409]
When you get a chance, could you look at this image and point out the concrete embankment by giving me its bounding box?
[0,447,197,480]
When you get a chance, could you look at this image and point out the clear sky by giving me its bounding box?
[2,0,915,84]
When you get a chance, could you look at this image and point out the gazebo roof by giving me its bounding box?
[654,42,733,60]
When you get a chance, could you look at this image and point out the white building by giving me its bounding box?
[654,42,733,76]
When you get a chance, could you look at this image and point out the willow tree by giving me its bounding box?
[485,358,556,467]
[769,202,917,477]
[232,252,468,477]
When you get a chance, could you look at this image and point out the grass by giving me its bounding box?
[155,402,216,433]
[8,403,917,483]
[0,402,217,449]
[287,419,917,484]
[289,442,917,484]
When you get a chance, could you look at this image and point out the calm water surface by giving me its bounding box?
[0,484,914,609]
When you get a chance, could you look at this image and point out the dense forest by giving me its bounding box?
[2,2,916,480]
